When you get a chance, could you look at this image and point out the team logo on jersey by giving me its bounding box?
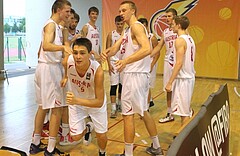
[86,73,91,80]
[150,0,199,39]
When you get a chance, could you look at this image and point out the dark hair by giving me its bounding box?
[51,0,71,13]
[115,15,123,23]
[174,15,190,30]
[138,18,148,26]
[120,1,137,15]
[166,8,177,16]
[88,6,99,15]
[73,38,92,53]
[70,8,75,14]
[74,12,80,22]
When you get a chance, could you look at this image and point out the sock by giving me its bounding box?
[150,97,153,101]
[62,123,69,137]
[47,137,56,153]
[99,148,106,154]
[111,103,116,110]
[151,135,160,149]
[32,133,41,145]
[124,143,133,156]
[167,107,172,114]
[118,100,121,106]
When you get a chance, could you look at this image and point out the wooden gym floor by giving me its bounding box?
[0,72,239,156]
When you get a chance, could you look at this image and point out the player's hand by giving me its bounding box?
[165,83,172,92]
[101,48,110,62]
[115,59,126,72]
[61,77,68,87]
[66,91,75,105]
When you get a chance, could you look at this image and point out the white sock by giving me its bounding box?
[32,133,41,145]
[62,123,69,137]
[151,135,160,149]
[99,148,106,154]
[118,100,121,106]
[167,107,172,114]
[47,137,56,153]
[125,143,133,156]
[111,103,116,110]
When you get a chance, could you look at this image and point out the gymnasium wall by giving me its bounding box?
[102,0,240,79]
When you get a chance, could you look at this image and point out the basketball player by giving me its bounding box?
[151,8,178,123]
[138,18,159,110]
[68,11,82,45]
[62,38,108,156]
[101,1,163,156]
[106,15,124,118]
[81,6,101,63]
[29,0,72,155]
[59,8,82,146]
[165,15,195,126]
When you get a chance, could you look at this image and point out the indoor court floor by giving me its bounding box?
[0,72,239,156]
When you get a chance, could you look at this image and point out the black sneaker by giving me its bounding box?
[29,142,47,154]
[99,151,106,156]
[146,143,164,156]
[149,101,155,107]
[44,147,70,156]
[83,122,94,146]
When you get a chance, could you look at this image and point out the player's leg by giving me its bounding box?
[159,62,174,123]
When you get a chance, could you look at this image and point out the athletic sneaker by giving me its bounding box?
[99,151,106,156]
[41,121,50,139]
[117,103,122,112]
[190,109,194,118]
[149,101,155,107]
[41,130,49,139]
[159,114,174,123]
[59,133,81,146]
[41,123,62,139]
[146,143,164,156]
[83,122,94,146]
[110,109,117,118]
[44,148,70,156]
[29,142,47,154]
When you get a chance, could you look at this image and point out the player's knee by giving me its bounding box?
[110,85,117,96]
[96,132,107,141]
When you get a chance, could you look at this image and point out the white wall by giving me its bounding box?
[25,0,102,67]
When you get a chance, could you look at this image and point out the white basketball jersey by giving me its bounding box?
[38,19,63,63]
[163,28,178,66]
[68,29,80,41]
[176,34,196,79]
[120,21,151,73]
[85,23,100,55]
[110,30,121,61]
[67,55,106,109]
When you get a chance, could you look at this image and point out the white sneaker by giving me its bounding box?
[83,122,94,146]
[59,133,81,146]
[159,114,174,123]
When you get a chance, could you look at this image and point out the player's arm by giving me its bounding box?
[81,25,88,38]
[101,36,123,61]
[42,23,72,54]
[106,32,114,74]
[150,35,160,72]
[66,66,105,108]
[150,33,165,57]
[37,42,42,58]
[165,38,186,91]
